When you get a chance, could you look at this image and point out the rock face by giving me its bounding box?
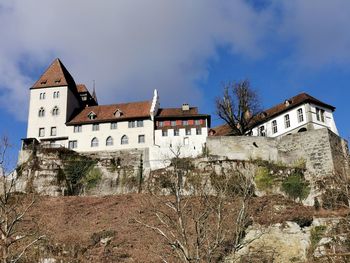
[227,221,310,263]
[14,147,148,196]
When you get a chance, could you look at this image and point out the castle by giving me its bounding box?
[23,58,341,169]
[24,59,210,160]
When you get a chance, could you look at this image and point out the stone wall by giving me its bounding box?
[207,135,278,161]
[207,128,349,180]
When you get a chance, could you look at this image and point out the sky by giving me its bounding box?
[0,0,350,166]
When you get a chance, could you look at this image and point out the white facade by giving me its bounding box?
[251,102,338,138]
[25,59,210,170]
[149,126,208,168]
[27,86,80,146]
[66,119,154,152]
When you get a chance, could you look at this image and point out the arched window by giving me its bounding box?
[91,137,99,147]
[121,135,128,145]
[38,107,45,117]
[52,106,59,116]
[106,136,113,146]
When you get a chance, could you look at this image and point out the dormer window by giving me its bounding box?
[284,100,292,106]
[88,111,97,120]
[260,112,267,118]
[40,80,47,85]
[114,109,123,118]
[54,79,61,83]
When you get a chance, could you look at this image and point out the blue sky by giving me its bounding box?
[0,0,350,167]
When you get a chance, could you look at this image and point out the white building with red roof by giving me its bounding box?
[24,58,210,167]
[210,93,339,138]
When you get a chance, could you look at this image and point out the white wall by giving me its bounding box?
[27,86,70,143]
[149,127,208,169]
[66,119,154,152]
[252,104,308,138]
[309,103,338,135]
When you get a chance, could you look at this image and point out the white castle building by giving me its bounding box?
[24,58,210,167]
[210,93,339,137]
[23,58,339,168]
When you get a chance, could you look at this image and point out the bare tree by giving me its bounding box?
[138,150,256,262]
[0,136,44,263]
[216,80,261,135]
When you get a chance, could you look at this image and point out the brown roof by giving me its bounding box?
[68,101,152,125]
[209,124,234,136]
[32,58,76,89]
[251,92,336,127]
[156,107,208,118]
[76,84,88,93]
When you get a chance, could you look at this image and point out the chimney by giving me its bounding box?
[182,103,190,111]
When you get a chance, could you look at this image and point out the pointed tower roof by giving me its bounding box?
[31,58,76,89]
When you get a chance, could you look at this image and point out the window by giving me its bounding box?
[184,137,189,145]
[52,106,59,116]
[38,107,45,117]
[162,130,168,137]
[138,135,145,143]
[183,120,188,126]
[106,136,113,146]
[81,94,87,101]
[92,124,99,131]
[272,120,278,134]
[297,108,304,123]
[186,128,191,135]
[158,121,164,127]
[171,121,176,127]
[50,127,57,136]
[91,137,99,147]
[195,119,201,125]
[121,135,128,145]
[68,140,77,149]
[74,125,82,133]
[128,121,135,128]
[39,92,45,100]
[284,114,290,128]
[111,122,117,129]
[316,108,325,122]
[39,128,45,137]
[88,112,97,120]
[114,109,123,118]
[196,128,202,135]
[259,126,265,136]
[53,91,60,98]
[174,129,179,136]
[137,120,144,127]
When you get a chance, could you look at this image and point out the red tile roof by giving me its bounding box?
[32,58,76,89]
[67,101,152,125]
[209,124,234,136]
[156,107,208,118]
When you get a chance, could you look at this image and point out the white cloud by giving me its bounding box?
[0,0,271,120]
[1,0,349,121]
